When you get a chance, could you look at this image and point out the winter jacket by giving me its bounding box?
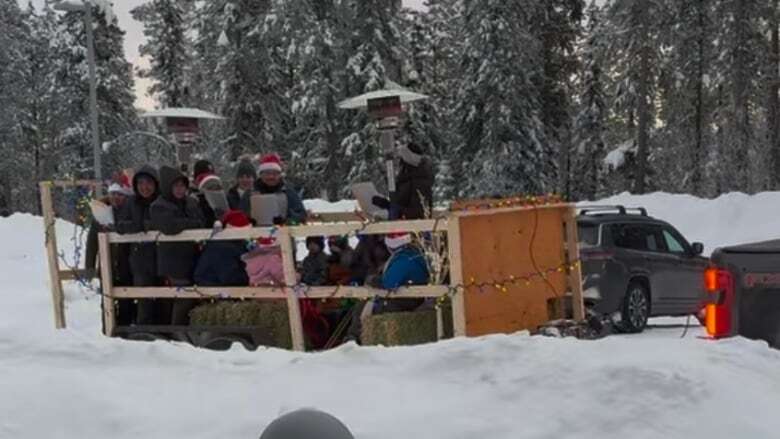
[149,166,205,283]
[254,179,307,224]
[115,165,160,286]
[84,198,132,286]
[242,246,285,286]
[193,241,249,286]
[382,245,430,290]
[191,188,217,227]
[327,247,355,285]
[349,235,390,286]
[391,158,435,220]
[227,185,252,217]
[301,251,329,286]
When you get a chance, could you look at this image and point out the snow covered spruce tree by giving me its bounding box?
[600,0,667,194]
[52,3,138,177]
[0,0,30,212]
[131,0,193,108]
[453,0,553,197]
[571,1,607,201]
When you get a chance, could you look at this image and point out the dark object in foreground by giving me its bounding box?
[707,240,780,349]
[260,409,354,439]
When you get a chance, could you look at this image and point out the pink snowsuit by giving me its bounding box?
[241,245,285,286]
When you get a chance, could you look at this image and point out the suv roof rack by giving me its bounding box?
[578,205,648,217]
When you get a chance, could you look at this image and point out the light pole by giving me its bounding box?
[54,0,102,197]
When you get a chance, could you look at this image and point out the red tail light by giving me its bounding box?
[703,268,734,338]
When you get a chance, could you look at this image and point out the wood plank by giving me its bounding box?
[107,285,448,300]
[40,182,66,330]
[109,287,288,299]
[447,216,466,337]
[60,269,93,281]
[98,233,116,336]
[564,207,586,321]
[107,227,278,244]
[279,228,306,351]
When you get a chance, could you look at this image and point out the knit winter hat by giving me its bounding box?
[258,153,283,174]
[108,172,133,196]
[193,160,215,180]
[384,232,412,250]
[398,142,424,167]
[236,159,257,179]
[221,209,251,229]
[195,172,222,191]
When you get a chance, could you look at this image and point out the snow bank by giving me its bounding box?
[2,194,780,438]
[585,192,780,255]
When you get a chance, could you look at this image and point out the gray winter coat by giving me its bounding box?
[301,251,329,286]
[149,166,205,283]
[115,165,160,286]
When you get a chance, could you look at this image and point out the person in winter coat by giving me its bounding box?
[191,159,222,226]
[327,236,355,285]
[374,232,429,313]
[115,165,161,324]
[84,176,134,324]
[301,236,328,286]
[193,210,250,287]
[349,234,390,287]
[149,165,205,325]
[227,159,255,217]
[372,142,435,220]
[253,153,307,225]
[242,236,285,286]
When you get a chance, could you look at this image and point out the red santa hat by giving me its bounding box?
[384,231,412,250]
[257,153,283,174]
[108,173,133,197]
[257,236,278,247]
[221,209,251,229]
[195,172,222,191]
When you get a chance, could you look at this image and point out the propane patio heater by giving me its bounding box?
[140,108,225,174]
[338,84,428,192]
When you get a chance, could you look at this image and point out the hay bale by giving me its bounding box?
[189,301,292,349]
[362,304,453,347]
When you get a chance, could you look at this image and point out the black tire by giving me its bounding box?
[619,281,650,333]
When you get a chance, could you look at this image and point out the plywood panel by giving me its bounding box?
[457,207,569,336]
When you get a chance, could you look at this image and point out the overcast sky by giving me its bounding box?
[22,0,427,110]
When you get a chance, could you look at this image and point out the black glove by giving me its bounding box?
[272,216,285,226]
[372,196,391,210]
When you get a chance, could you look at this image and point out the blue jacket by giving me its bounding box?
[193,241,249,287]
[382,245,429,290]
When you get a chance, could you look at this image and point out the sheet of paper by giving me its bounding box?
[203,189,229,217]
[251,193,286,226]
[89,200,114,226]
[351,182,387,219]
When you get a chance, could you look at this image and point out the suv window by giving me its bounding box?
[662,229,687,254]
[578,223,599,247]
[612,224,665,252]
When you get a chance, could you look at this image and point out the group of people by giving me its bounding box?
[84,143,436,346]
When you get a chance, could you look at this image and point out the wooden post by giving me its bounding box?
[436,305,444,340]
[278,228,306,351]
[40,182,66,329]
[98,232,116,336]
[447,216,466,337]
[564,207,586,321]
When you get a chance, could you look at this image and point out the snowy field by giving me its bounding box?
[2,193,780,439]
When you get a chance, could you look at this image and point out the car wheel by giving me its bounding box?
[620,282,650,333]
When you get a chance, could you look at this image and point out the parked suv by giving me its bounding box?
[577,206,708,333]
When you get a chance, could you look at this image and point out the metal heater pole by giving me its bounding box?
[380,127,396,193]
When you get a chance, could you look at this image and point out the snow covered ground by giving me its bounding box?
[1,193,779,439]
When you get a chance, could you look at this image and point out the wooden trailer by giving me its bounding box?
[41,181,584,351]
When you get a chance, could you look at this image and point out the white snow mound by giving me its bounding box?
[1,193,780,438]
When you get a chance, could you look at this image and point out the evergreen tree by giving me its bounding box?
[454,0,552,197]
[131,0,193,108]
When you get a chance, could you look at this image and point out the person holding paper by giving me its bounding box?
[372,142,434,220]
[84,174,133,283]
[253,153,306,225]
[191,159,222,226]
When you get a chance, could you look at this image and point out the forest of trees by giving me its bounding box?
[2,0,780,215]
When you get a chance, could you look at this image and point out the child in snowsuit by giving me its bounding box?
[327,236,355,285]
[301,236,328,286]
[242,236,285,286]
[193,210,250,287]
[149,165,205,324]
